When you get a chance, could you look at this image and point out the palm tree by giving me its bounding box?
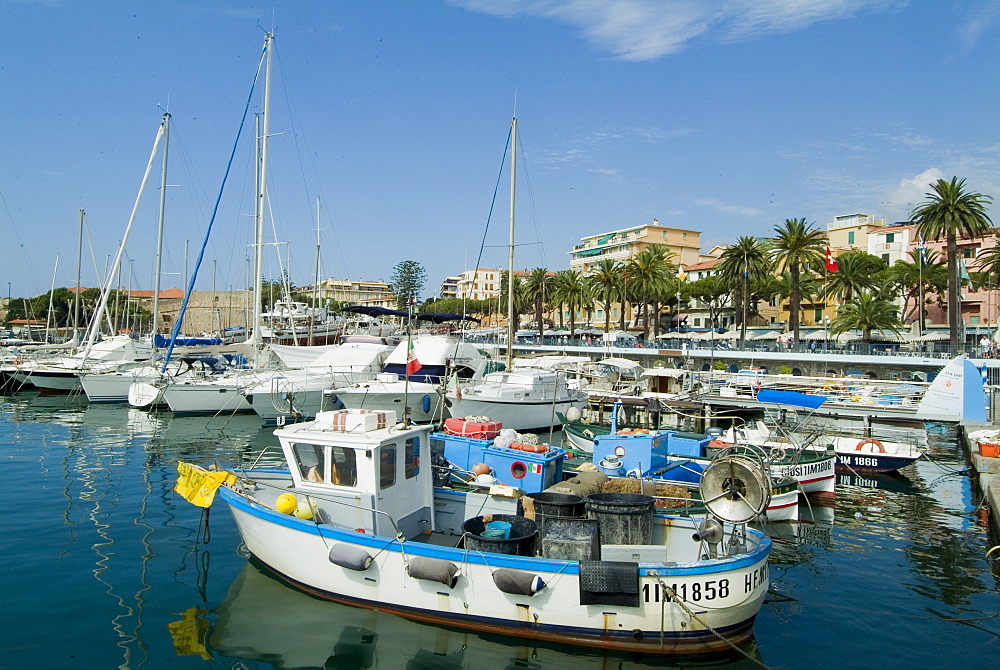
[587,259,624,333]
[626,246,675,339]
[824,250,885,303]
[771,218,827,345]
[522,267,551,336]
[830,290,904,344]
[718,236,769,341]
[550,270,587,338]
[498,271,527,333]
[910,177,994,348]
[887,249,947,332]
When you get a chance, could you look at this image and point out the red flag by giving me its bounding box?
[405,338,421,376]
[825,246,838,273]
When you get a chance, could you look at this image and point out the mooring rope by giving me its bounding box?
[658,581,771,669]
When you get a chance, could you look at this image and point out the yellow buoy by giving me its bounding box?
[275,493,297,515]
[294,499,316,520]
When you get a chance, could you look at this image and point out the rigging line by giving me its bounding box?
[0,186,43,291]
[513,125,547,268]
[472,125,512,280]
[161,37,269,372]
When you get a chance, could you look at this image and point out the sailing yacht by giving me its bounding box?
[442,117,586,430]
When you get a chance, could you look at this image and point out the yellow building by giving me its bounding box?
[826,213,885,251]
[312,278,395,309]
[569,219,702,275]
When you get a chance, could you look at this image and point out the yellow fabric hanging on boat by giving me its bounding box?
[175,461,237,508]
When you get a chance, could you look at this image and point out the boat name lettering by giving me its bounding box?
[841,456,880,468]
[642,579,730,603]
[745,564,768,593]
[783,462,830,477]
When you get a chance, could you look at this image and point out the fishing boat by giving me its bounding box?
[717,388,926,473]
[177,404,773,654]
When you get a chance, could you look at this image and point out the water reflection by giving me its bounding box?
[193,561,765,670]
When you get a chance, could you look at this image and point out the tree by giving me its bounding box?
[771,218,826,344]
[824,250,885,303]
[551,269,590,339]
[389,260,428,311]
[626,246,675,339]
[522,268,551,334]
[685,275,732,330]
[587,259,624,333]
[887,249,947,331]
[910,177,994,348]
[717,236,770,341]
[830,290,904,343]
[498,271,527,332]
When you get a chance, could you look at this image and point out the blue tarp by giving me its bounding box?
[154,335,223,348]
[756,389,827,409]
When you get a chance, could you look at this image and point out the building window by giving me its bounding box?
[882,254,890,262]
[848,231,855,244]
[693,317,701,327]
[963,248,974,258]
[814,309,823,322]
[682,232,687,240]
[885,233,894,243]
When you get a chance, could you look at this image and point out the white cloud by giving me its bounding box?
[879,168,943,222]
[451,0,905,60]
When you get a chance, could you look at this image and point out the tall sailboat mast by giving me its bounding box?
[151,111,170,351]
[73,209,83,343]
[506,116,517,371]
[249,32,274,357]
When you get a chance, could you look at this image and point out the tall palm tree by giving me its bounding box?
[587,259,624,333]
[523,267,551,336]
[771,218,827,345]
[887,249,947,331]
[717,236,769,341]
[552,269,590,339]
[830,289,904,343]
[910,177,994,348]
[626,246,675,340]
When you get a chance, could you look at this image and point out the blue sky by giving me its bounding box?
[2,0,998,300]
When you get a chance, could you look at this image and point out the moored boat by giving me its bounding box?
[177,406,773,654]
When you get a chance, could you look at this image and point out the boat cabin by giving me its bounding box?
[274,409,435,538]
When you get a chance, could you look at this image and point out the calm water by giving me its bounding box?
[2,391,999,669]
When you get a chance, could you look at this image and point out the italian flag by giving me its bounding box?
[405,338,421,377]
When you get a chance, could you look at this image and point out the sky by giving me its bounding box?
[2,0,999,301]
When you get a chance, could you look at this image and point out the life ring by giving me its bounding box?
[856,438,885,453]
[511,442,547,453]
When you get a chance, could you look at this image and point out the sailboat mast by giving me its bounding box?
[312,196,321,345]
[506,116,517,371]
[250,32,274,355]
[151,111,170,349]
[74,209,83,342]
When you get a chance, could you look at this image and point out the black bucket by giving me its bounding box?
[462,514,538,556]
[585,492,655,545]
[526,491,586,538]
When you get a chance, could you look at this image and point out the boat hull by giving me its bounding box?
[447,396,585,432]
[219,485,771,655]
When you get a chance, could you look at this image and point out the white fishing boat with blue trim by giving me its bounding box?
[178,406,773,655]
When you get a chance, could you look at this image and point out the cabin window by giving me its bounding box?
[380,444,397,489]
[405,437,420,479]
[296,443,358,487]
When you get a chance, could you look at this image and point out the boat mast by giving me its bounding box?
[151,111,170,354]
[311,196,321,345]
[248,32,273,360]
[506,116,517,371]
[73,209,83,343]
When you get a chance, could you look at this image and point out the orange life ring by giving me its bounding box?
[856,438,885,453]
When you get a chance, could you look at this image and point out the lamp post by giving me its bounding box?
[824,316,830,352]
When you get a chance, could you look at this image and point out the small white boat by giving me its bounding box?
[179,406,773,654]
[445,368,587,431]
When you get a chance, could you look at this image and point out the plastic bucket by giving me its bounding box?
[484,521,512,539]
[462,514,538,556]
[585,492,655,545]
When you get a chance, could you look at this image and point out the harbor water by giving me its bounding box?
[2,391,999,669]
